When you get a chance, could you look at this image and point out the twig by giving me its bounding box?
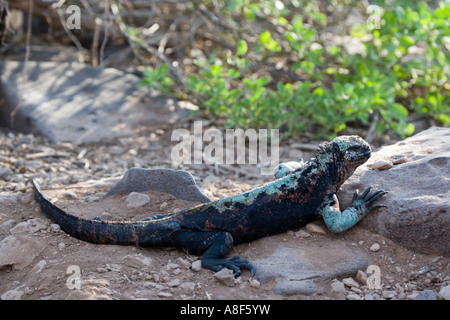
[110,0,187,84]
[99,0,110,67]
[365,113,380,144]
[9,0,32,126]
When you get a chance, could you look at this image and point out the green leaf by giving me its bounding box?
[227,68,241,79]
[389,103,409,119]
[210,64,222,77]
[313,87,324,96]
[236,40,248,56]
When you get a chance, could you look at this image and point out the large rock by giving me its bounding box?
[104,167,211,203]
[253,239,369,295]
[0,235,46,270]
[339,127,450,255]
[0,61,193,143]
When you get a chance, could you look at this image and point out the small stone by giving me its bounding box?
[160,202,169,211]
[123,254,154,269]
[305,223,327,235]
[191,260,202,272]
[294,230,311,238]
[172,268,182,275]
[390,155,408,165]
[125,192,150,208]
[382,290,397,299]
[364,293,375,300]
[342,277,359,288]
[370,160,393,170]
[1,288,25,300]
[180,282,196,291]
[64,191,78,199]
[249,278,261,288]
[0,166,13,180]
[165,263,180,271]
[9,221,30,234]
[356,270,368,285]
[438,284,450,300]
[413,290,437,300]
[49,224,61,232]
[15,182,27,192]
[0,194,17,203]
[177,257,192,269]
[213,268,235,287]
[1,219,17,231]
[85,195,100,203]
[370,243,381,252]
[167,279,181,287]
[157,292,172,298]
[330,280,346,300]
[347,293,362,300]
[33,260,47,274]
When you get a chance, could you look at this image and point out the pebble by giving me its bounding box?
[0,166,13,180]
[191,260,202,272]
[167,279,181,287]
[177,257,192,269]
[157,292,173,298]
[382,290,397,299]
[49,224,61,232]
[123,254,154,269]
[213,268,235,287]
[347,293,362,300]
[356,270,368,285]
[1,288,25,300]
[370,243,381,252]
[64,191,78,199]
[1,219,17,231]
[370,160,393,170]
[294,230,311,238]
[390,155,408,165]
[413,289,437,300]
[9,221,30,234]
[438,284,450,300]
[342,277,359,288]
[125,192,151,208]
[249,278,260,288]
[85,195,100,203]
[305,223,327,235]
[330,280,346,300]
[165,262,180,271]
[160,202,169,211]
[180,282,196,291]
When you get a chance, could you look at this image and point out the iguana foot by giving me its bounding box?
[352,185,388,212]
[202,255,255,277]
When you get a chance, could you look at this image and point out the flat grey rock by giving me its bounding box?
[105,167,211,204]
[338,126,450,255]
[0,61,192,143]
[253,241,369,295]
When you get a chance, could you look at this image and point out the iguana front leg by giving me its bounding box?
[320,186,387,233]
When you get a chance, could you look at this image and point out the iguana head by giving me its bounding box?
[316,135,371,188]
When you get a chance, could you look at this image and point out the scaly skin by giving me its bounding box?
[33,135,387,276]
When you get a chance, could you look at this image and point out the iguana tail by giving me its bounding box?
[32,180,178,247]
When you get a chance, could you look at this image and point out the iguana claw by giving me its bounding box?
[353,185,388,212]
[202,255,255,277]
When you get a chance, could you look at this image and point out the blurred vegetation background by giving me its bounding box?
[2,0,449,141]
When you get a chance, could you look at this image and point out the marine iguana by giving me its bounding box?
[32,135,387,276]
